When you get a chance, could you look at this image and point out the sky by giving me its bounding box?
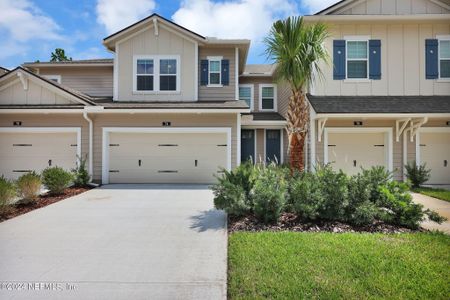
[0,0,340,69]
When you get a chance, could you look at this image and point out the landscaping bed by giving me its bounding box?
[228,213,422,234]
[228,232,450,299]
[0,186,91,222]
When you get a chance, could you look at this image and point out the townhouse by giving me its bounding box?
[0,0,449,185]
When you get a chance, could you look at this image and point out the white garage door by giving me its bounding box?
[420,132,450,185]
[107,132,228,184]
[328,132,387,175]
[0,131,78,180]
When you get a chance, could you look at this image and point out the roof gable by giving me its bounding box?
[0,67,94,106]
[103,14,206,51]
[316,0,450,15]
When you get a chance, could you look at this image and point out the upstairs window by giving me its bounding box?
[136,59,154,91]
[239,84,253,110]
[439,39,450,79]
[160,59,177,91]
[259,84,277,111]
[346,40,368,79]
[209,58,221,85]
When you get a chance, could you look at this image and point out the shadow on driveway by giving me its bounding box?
[190,209,226,232]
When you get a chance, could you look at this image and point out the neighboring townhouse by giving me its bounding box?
[0,14,288,184]
[304,0,450,184]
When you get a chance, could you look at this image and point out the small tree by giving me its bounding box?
[50,48,72,62]
[72,155,90,187]
[405,161,431,188]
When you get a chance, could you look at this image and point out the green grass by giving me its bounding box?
[413,187,450,203]
[228,232,450,299]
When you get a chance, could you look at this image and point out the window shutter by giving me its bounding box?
[425,39,438,79]
[369,39,381,80]
[200,60,209,85]
[333,40,346,80]
[221,59,229,85]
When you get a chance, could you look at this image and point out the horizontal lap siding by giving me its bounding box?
[0,113,89,169]
[39,67,113,97]
[199,48,236,101]
[91,113,237,182]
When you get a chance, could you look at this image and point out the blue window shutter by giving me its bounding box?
[333,40,346,80]
[221,59,229,85]
[200,60,208,85]
[369,40,381,79]
[425,39,438,79]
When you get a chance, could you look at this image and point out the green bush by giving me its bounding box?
[346,174,376,225]
[405,161,431,188]
[316,165,349,221]
[0,176,16,215]
[289,172,323,220]
[16,171,41,203]
[212,162,256,216]
[72,155,90,187]
[41,167,73,195]
[251,164,288,224]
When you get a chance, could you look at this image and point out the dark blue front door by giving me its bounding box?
[241,129,255,163]
[266,130,281,164]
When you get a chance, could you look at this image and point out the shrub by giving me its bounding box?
[424,209,447,224]
[360,166,392,202]
[289,172,323,220]
[212,162,256,216]
[251,164,288,224]
[0,176,16,216]
[405,161,431,188]
[41,167,73,195]
[16,171,41,203]
[346,173,376,226]
[316,165,349,221]
[72,155,90,187]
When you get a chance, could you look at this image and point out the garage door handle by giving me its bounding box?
[445,160,448,167]
[195,159,198,167]
[353,160,357,167]
[48,159,52,166]
[138,159,142,167]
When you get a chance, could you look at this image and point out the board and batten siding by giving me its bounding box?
[0,77,73,105]
[117,24,196,101]
[337,0,450,15]
[91,113,238,182]
[198,47,236,101]
[38,66,113,97]
[315,22,450,96]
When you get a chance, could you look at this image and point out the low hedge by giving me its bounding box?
[212,163,446,229]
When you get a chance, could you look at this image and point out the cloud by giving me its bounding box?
[0,0,62,41]
[172,0,297,42]
[96,0,156,34]
[300,0,341,14]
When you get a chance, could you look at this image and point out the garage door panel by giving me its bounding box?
[0,132,78,180]
[420,132,450,185]
[328,132,387,175]
[108,131,228,184]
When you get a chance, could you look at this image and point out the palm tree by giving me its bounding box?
[264,16,328,172]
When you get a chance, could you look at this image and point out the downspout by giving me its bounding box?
[83,112,93,182]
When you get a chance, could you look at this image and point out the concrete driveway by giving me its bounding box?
[412,192,450,234]
[0,185,227,300]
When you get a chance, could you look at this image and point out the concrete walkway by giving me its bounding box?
[0,185,227,300]
[412,192,450,234]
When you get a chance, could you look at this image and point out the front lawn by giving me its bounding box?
[414,187,450,203]
[228,232,450,299]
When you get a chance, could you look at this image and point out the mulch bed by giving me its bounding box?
[229,213,424,234]
[0,187,92,223]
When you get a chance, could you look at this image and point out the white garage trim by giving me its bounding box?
[323,127,393,172]
[415,127,450,165]
[102,127,232,184]
[0,127,82,161]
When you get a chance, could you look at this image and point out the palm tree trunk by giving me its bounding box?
[287,91,309,172]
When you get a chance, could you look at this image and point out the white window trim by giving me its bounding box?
[323,127,393,173]
[207,56,223,87]
[259,84,277,112]
[344,36,370,81]
[132,55,181,94]
[42,75,61,84]
[239,84,254,111]
[437,35,450,81]
[101,127,232,184]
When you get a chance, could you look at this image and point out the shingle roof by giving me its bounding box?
[23,58,113,65]
[244,112,286,121]
[242,64,276,76]
[95,99,249,109]
[0,66,9,74]
[308,94,450,114]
